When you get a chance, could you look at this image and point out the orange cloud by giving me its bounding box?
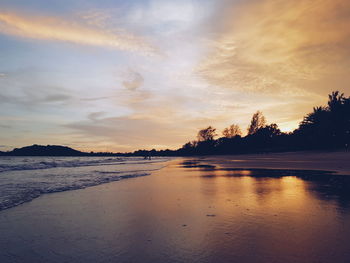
[198,0,350,95]
[0,11,158,55]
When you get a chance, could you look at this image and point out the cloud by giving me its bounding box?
[88,111,106,121]
[81,96,110,101]
[198,0,350,95]
[64,84,247,150]
[0,11,158,55]
[121,69,144,91]
[44,94,71,103]
[4,0,349,151]
[78,9,112,28]
[0,124,11,129]
[65,115,189,150]
[23,86,73,105]
[0,93,18,104]
[126,0,207,34]
[0,85,72,107]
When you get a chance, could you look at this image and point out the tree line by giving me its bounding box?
[174,91,350,156]
[1,91,348,157]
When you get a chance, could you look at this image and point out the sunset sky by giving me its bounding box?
[1,0,350,152]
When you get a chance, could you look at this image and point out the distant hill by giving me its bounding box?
[0,144,175,157]
[0,144,126,157]
[7,145,86,156]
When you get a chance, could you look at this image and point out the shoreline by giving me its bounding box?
[1,150,350,213]
[1,155,350,262]
[0,155,350,263]
[198,150,350,175]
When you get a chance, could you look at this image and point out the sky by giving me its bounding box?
[1,0,350,152]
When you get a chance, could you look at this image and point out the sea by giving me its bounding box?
[0,156,171,211]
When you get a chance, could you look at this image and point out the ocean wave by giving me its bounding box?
[0,172,149,211]
[0,156,171,211]
[0,157,167,173]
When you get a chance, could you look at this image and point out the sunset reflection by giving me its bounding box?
[116,159,349,262]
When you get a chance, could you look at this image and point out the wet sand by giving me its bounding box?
[204,151,350,175]
[1,152,350,262]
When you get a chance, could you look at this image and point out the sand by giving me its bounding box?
[204,150,350,175]
[1,151,350,263]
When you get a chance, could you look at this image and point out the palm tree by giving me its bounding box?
[328,91,344,112]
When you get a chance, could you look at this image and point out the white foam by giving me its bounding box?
[0,156,170,211]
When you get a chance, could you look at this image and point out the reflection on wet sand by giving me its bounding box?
[1,158,350,263]
[181,159,350,211]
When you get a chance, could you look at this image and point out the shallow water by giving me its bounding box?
[0,156,170,210]
[0,158,350,263]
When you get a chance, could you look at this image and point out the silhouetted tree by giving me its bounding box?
[222,124,242,138]
[328,91,344,112]
[300,106,327,127]
[181,141,198,151]
[294,91,350,149]
[327,91,349,147]
[255,123,281,138]
[8,91,348,158]
[197,126,217,141]
[247,111,266,135]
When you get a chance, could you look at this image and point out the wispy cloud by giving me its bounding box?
[2,0,349,151]
[80,96,110,102]
[0,85,72,107]
[121,69,144,91]
[88,111,106,121]
[44,94,71,103]
[0,11,158,55]
[65,116,188,151]
[198,0,350,95]
[0,124,11,129]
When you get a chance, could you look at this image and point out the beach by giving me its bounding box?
[1,152,350,262]
[205,151,350,175]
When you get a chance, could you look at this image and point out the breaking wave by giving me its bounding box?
[0,156,170,211]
